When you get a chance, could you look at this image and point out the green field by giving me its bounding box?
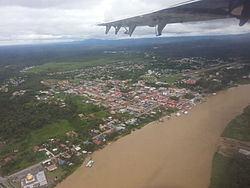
[159,75,183,85]
[29,58,120,74]
[209,153,232,188]
[209,152,250,188]
[29,120,74,146]
[0,120,75,175]
[222,105,250,141]
[209,105,250,188]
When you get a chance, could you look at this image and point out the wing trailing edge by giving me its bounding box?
[98,0,250,36]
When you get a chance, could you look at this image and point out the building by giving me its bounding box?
[93,139,102,145]
[42,159,58,172]
[66,131,79,138]
[3,157,12,162]
[127,105,143,113]
[21,171,47,188]
[239,148,250,156]
[184,79,197,85]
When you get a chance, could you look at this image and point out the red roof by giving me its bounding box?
[111,103,120,106]
[4,157,12,162]
[115,92,122,96]
[93,139,102,145]
[121,101,129,104]
[105,129,116,135]
[127,105,142,110]
[60,144,67,148]
[33,146,40,152]
[168,99,178,104]
[185,80,197,84]
[165,104,176,108]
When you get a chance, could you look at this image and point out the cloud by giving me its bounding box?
[0,0,100,9]
[0,0,249,45]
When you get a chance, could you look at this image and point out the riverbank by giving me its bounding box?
[56,84,250,188]
[209,104,250,188]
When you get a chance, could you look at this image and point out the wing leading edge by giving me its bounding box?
[98,0,250,36]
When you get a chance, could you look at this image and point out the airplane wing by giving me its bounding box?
[98,0,250,36]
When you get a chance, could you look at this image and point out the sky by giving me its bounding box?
[0,0,250,45]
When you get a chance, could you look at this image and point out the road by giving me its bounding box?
[177,62,243,77]
[0,149,62,187]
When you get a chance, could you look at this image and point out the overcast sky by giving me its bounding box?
[0,0,250,45]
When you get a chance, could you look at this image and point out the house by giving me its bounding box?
[104,128,116,135]
[184,79,197,85]
[88,113,96,118]
[4,157,12,162]
[33,146,41,152]
[42,159,58,172]
[46,164,58,172]
[74,146,81,151]
[59,144,67,149]
[61,153,71,159]
[0,141,6,147]
[58,159,66,165]
[12,90,26,96]
[127,105,143,113]
[125,118,137,125]
[93,139,102,145]
[167,99,178,104]
[115,127,126,131]
[239,149,250,156]
[66,131,79,138]
[52,148,58,152]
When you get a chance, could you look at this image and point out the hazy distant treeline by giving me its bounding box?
[1,34,250,67]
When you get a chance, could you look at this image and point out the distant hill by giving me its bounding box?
[0,33,250,66]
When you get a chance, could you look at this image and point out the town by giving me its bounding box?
[0,56,250,188]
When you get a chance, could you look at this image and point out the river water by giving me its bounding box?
[57,85,250,188]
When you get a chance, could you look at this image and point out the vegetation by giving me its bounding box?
[0,65,23,83]
[0,93,72,141]
[209,153,232,188]
[209,105,250,188]
[222,105,250,141]
[30,120,74,145]
[113,70,145,81]
[159,75,182,85]
[0,93,107,175]
[29,58,119,74]
[169,96,179,101]
[178,65,250,93]
[210,153,250,188]
[184,93,195,99]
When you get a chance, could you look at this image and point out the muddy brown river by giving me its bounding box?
[57,85,250,188]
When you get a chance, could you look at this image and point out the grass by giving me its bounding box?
[28,58,119,74]
[46,167,67,188]
[159,75,183,85]
[209,152,250,188]
[209,105,250,188]
[0,120,74,176]
[29,120,74,146]
[65,95,100,115]
[209,153,231,188]
[0,120,74,158]
[222,105,250,141]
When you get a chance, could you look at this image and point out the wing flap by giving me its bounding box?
[98,0,249,36]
